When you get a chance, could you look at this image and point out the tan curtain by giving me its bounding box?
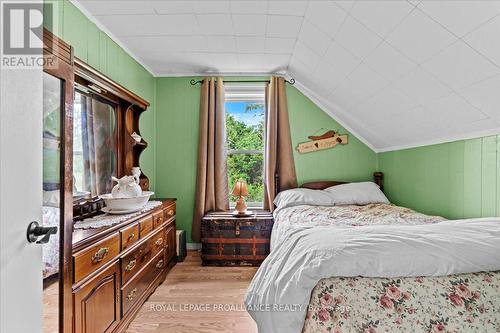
[192,77,229,242]
[264,77,297,211]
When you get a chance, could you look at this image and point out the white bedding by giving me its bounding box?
[245,218,500,333]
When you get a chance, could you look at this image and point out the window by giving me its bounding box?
[225,83,266,208]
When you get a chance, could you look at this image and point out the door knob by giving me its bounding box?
[27,221,57,244]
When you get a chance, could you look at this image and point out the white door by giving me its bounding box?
[0,65,43,330]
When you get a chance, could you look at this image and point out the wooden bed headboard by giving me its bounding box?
[298,172,384,192]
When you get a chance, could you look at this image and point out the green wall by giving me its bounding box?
[154,78,377,242]
[44,1,157,190]
[379,135,500,219]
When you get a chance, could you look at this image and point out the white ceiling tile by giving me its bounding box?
[98,14,198,36]
[232,14,267,35]
[394,67,451,104]
[196,14,234,35]
[386,9,456,63]
[238,53,289,72]
[423,92,487,124]
[288,58,316,85]
[236,36,266,53]
[349,0,414,38]
[418,1,500,37]
[323,41,361,74]
[265,37,296,54]
[81,0,156,15]
[305,1,347,37]
[335,16,382,59]
[344,63,389,97]
[268,0,308,16]
[230,0,268,14]
[329,80,371,110]
[364,41,417,81]
[292,41,320,72]
[464,15,500,68]
[205,52,240,71]
[459,75,500,122]
[205,36,237,52]
[153,1,194,14]
[370,84,419,113]
[121,35,208,54]
[266,15,303,38]
[333,0,356,13]
[145,52,213,73]
[311,59,350,94]
[421,40,500,91]
[298,20,332,56]
[193,1,231,14]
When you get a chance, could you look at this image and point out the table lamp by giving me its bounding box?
[232,179,250,216]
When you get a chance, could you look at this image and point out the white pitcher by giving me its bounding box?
[111,175,142,198]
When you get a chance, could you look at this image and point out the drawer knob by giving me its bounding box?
[127,233,135,242]
[156,259,164,268]
[155,238,163,246]
[167,209,174,216]
[126,288,137,302]
[91,247,109,264]
[125,259,137,272]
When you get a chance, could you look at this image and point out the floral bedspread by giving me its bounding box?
[303,272,500,333]
[272,204,446,249]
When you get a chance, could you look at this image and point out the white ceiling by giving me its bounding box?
[75,0,500,152]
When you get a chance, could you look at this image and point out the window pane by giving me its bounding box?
[228,154,264,204]
[225,98,265,206]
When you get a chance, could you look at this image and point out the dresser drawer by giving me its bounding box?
[73,232,120,283]
[122,250,165,315]
[121,227,165,285]
[139,215,153,238]
[163,203,176,221]
[152,211,164,229]
[120,223,139,251]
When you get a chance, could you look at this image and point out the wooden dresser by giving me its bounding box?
[71,199,176,333]
[201,211,273,266]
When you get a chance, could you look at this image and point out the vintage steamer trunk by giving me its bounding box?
[201,211,274,266]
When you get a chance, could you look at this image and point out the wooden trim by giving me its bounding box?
[300,180,347,190]
[43,28,74,333]
[74,58,149,109]
[201,238,270,244]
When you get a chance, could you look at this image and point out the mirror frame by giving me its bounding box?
[73,58,151,219]
[43,28,74,333]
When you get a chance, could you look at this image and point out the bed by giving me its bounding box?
[245,178,500,333]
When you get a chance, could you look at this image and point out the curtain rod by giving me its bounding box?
[189,78,295,86]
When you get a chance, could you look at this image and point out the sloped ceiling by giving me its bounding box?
[74,0,500,151]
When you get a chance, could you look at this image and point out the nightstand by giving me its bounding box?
[201,211,274,266]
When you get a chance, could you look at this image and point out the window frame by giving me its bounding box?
[224,83,266,209]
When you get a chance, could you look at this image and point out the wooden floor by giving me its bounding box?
[126,251,259,333]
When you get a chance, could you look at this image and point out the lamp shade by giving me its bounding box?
[231,179,249,197]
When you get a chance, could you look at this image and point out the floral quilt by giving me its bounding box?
[272,204,446,248]
[303,272,500,333]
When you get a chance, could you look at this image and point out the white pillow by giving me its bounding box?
[324,182,389,206]
[274,188,336,210]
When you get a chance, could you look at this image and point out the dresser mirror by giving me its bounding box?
[72,58,151,221]
[73,90,117,198]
